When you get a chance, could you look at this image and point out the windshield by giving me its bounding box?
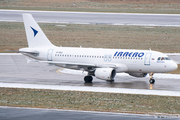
[157,57,171,61]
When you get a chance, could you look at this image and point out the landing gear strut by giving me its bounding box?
[149,72,155,84]
[84,76,93,83]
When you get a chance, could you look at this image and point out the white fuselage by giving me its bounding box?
[20,14,178,83]
[27,46,177,74]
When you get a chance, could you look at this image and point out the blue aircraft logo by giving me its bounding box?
[30,26,38,37]
[114,51,144,57]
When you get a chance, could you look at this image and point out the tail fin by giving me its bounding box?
[22,14,54,48]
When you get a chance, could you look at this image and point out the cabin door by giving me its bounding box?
[144,53,151,65]
[47,49,53,61]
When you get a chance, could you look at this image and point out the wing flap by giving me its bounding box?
[39,61,119,68]
[39,61,96,67]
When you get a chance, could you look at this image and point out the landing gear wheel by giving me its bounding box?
[84,76,93,83]
[149,72,155,84]
[149,79,155,84]
[106,80,114,83]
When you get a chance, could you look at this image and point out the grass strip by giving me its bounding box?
[0,0,180,14]
[0,87,180,115]
[1,22,180,53]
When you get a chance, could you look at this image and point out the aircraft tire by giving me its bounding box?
[149,79,155,84]
[106,80,114,83]
[84,76,93,83]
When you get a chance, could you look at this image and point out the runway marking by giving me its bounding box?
[56,68,65,74]
[112,23,180,27]
[0,82,180,97]
[1,9,180,16]
[0,53,22,55]
[0,20,17,22]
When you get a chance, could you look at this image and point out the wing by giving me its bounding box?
[40,61,96,67]
[39,61,118,70]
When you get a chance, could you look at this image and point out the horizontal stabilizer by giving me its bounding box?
[19,48,39,54]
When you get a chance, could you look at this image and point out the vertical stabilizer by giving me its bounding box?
[23,14,54,48]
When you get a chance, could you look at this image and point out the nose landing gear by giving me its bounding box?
[149,72,155,84]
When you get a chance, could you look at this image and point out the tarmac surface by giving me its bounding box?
[0,106,179,120]
[0,53,180,120]
[0,9,180,26]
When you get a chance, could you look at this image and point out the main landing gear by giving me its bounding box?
[84,76,93,83]
[149,72,155,84]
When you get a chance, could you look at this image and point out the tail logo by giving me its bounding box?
[30,26,38,37]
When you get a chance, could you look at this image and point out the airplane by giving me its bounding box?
[19,14,178,84]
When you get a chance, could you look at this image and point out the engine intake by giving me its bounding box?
[95,68,116,80]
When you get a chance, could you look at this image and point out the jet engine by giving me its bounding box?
[128,72,147,77]
[94,68,116,80]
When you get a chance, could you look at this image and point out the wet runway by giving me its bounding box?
[0,53,180,91]
[1,54,180,119]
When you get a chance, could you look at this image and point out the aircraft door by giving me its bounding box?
[47,49,54,61]
[144,53,151,65]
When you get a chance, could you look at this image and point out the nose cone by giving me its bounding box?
[170,61,178,71]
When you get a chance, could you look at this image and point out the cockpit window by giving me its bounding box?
[165,57,171,60]
[157,57,171,61]
[161,57,165,60]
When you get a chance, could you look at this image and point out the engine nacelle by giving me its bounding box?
[95,68,116,80]
[128,72,147,77]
